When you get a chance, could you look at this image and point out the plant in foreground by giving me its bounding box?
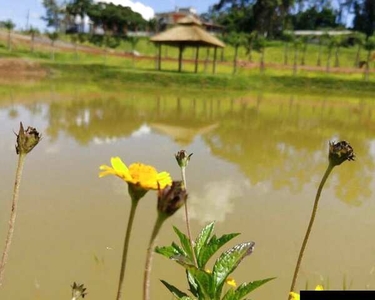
[143,181,187,300]
[156,221,275,300]
[175,150,196,265]
[71,282,87,300]
[0,123,41,286]
[289,141,354,297]
[99,157,172,300]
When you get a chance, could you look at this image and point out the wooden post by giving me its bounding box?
[195,46,199,73]
[212,47,217,74]
[178,44,183,72]
[158,44,162,71]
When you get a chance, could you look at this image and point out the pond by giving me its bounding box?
[0,86,374,299]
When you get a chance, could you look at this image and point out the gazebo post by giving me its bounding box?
[195,46,199,73]
[212,46,217,74]
[158,44,162,70]
[178,44,183,72]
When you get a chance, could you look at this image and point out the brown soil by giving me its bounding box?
[0,58,49,83]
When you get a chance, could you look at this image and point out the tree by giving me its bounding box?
[325,35,335,73]
[253,35,267,73]
[42,0,64,31]
[28,26,40,53]
[292,37,302,75]
[292,6,339,30]
[300,35,309,66]
[353,0,375,37]
[244,31,257,62]
[352,32,366,67]
[282,31,294,65]
[66,0,92,33]
[3,19,15,51]
[363,36,375,81]
[47,31,59,60]
[227,32,246,75]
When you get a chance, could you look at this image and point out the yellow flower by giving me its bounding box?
[289,285,324,300]
[99,157,172,190]
[226,277,237,287]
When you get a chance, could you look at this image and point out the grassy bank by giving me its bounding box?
[46,62,375,96]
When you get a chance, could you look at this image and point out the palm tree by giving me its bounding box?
[363,36,375,81]
[282,31,293,65]
[47,31,59,60]
[3,20,15,51]
[352,32,366,67]
[28,26,39,53]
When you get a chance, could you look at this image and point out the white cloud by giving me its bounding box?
[93,0,155,21]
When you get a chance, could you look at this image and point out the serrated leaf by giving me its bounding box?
[155,246,181,259]
[171,256,213,299]
[173,226,194,262]
[160,280,191,299]
[212,242,255,298]
[198,233,240,268]
[195,222,215,263]
[172,242,187,256]
[222,288,236,300]
[187,270,199,297]
[234,278,276,299]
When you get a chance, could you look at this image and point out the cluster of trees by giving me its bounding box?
[42,0,148,35]
[207,0,374,38]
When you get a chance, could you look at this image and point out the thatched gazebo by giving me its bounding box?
[150,15,225,73]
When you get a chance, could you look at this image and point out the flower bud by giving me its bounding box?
[15,122,41,155]
[157,181,187,217]
[71,282,87,299]
[175,150,193,168]
[328,141,355,167]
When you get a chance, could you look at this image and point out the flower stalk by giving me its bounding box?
[143,213,167,300]
[143,181,187,300]
[175,150,197,266]
[0,123,40,286]
[289,141,354,298]
[116,195,141,300]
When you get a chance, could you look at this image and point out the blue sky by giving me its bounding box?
[0,0,217,30]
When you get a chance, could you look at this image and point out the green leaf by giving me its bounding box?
[187,270,199,298]
[160,280,191,299]
[155,246,181,259]
[195,222,215,263]
[171,255,213,299]
[173,226,194,262]
[222,288,236,300]
[212,242,255,299]
[198,233,240,268]
[172,242,186,256]
[234,278,276,299]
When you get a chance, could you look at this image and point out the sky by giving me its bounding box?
[0,0,217,31]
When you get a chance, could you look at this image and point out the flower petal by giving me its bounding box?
[111,157,132,181]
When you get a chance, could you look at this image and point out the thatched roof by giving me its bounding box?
[177,15,202,26]
[150,24,225,48]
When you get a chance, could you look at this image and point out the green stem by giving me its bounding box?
[143,213,167,300]
[289,164,334,297]
[181,167,197,266]
[116,198,139,300]
[0,153,26,286]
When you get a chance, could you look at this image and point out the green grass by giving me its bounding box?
[0,31,375,98]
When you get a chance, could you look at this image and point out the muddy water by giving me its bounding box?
[0,88,374,300]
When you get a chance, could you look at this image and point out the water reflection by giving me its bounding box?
[1,88,375,299]
[5,91,374,206]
